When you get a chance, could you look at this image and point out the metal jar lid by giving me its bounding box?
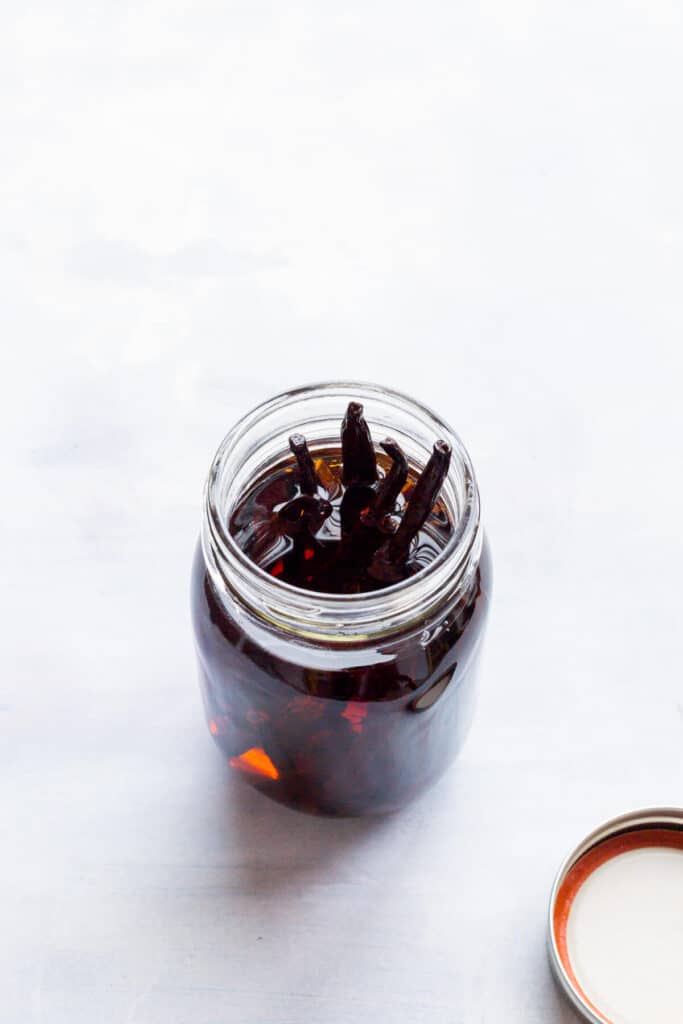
[548,807,683,1024]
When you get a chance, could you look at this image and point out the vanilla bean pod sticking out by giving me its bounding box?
[341,402,377,486]
[288,433,319,495]
[390,441,451,559]
[370,440,451,580]
[365,437,408,526]
[278,494,331,535]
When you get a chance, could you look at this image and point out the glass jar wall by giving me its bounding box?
[191,383,491,816]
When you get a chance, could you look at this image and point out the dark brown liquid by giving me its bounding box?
[229,448,454,594]
[193,444,491,816]
[191,537,491,816]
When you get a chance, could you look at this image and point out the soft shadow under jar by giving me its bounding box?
[191,382,491,816]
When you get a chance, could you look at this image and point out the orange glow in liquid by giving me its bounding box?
[229,747,280,780]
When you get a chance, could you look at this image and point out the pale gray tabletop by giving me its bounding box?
[3,3,683,1022]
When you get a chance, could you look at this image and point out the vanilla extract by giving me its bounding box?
[229,402,453,594]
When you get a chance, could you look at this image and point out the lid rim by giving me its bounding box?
[547,806,683,1024]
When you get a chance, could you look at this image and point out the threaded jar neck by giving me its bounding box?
[202,381,482,643]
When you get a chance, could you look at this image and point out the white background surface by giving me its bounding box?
[2,3,682,1022]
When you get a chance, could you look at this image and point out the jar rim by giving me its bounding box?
[202,381,482,642]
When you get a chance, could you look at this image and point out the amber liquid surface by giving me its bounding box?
[228,449,453,594]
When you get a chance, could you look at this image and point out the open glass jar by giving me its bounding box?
[191,383,491,816]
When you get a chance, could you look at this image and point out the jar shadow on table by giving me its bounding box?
[205,756,405,899]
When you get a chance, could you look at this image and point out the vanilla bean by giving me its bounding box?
[340,484,375,535]
[288,433,318,495]
[387,441,451,562]
[278,494,331,534]
[341,402,377,486]
[372,438,408,520]
[367,441,450,584]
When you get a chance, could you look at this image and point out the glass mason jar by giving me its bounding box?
[191,383,491,816]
